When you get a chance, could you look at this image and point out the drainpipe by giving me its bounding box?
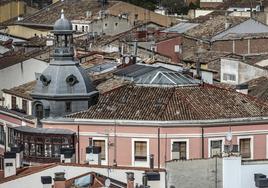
[202,127,204,159]
[158,127,160,170]
[77,125,80,164]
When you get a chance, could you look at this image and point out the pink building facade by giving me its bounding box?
[40,118,268,168]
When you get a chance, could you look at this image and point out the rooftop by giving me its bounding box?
[2,81,36,100]
[163,22,199,34]
[13,126,75,135]
[67,84,268,121]
[246,76,268,102]
[186,15,248,40]
[18,0,117,26]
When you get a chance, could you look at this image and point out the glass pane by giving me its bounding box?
[134,141,147,161]
[240,138,251,158]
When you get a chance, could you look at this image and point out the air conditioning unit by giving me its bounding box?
[172,151,180,160]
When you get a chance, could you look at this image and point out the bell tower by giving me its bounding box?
[53,10,75,60]
[31,10,99,123]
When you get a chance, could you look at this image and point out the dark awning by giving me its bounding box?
[13,126,75,135]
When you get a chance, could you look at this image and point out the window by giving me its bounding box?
[210,140,222,157]
[11,96,16,109]
[223,73,236,81]
[239,138,251,158]
[35,104,43,120]
[104,23,108,28]
[75,25,78,31]
[5,163,13,167]
[172,141,187,160]
[0,126,4,145]
[65,102,72,112]
[134,141,147,161]
[174,45,181,53]
[93,140,106,160]
[115,22,118,27]
[82,26,85,32]
[151,45,157,52]
[22,100,27,114]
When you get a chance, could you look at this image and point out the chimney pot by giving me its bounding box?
[126,172,135,188]
[54,172,66,188]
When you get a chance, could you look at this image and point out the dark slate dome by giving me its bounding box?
[53,10,73,33]
[53,17,72,31]
[31,10,99,119]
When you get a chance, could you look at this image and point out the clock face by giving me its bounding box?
[125,56,130,64]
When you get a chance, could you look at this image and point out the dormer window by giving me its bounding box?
[66,74,78,86]
[40,74,51,86]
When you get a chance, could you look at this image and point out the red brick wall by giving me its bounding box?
[235,39,248,54]
[250,38,268,54]
[212,38,268,55]
[156,36,182,63]
[212,40,233,53]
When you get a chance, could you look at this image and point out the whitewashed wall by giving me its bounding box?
[0,58,48,95]
[0,165,165,188]
[2,93,32,115]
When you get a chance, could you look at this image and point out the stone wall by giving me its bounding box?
[166,158,223,188]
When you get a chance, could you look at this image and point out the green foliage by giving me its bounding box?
[120,0,200,15]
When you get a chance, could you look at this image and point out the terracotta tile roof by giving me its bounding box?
[2,81,36,100]
[19,0,118,26]
[0,48,49,70]
[246,76,268,102]
[186,15,248,40]
[67,84,268,121]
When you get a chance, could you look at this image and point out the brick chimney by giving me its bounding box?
[126,172,135,188]
[54,172,66,188]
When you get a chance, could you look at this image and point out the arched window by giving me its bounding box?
[35,104,44,120]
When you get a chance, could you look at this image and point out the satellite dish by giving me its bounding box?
[226,131,232,142]
[125,56,130,64]
[105,178,111,187]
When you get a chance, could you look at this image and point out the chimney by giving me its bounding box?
[60,148,75,163]
[54,172,66,188]
[4,152,16,178]
[235,84,248,95]
[142,173,148,187]
[10,146,23,168]
[149,154,154,169]
[126,172,135,188]
[41,176,52,188]
[86,146,101,165]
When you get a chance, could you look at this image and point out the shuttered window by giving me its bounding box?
[240,138,251,158]
[134,141,147,161]
[172,141,187,159]
[210,140,222,157]
[11,96,16,109]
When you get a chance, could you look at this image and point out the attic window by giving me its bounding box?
[66,75,78,86]
[40,74,51,86]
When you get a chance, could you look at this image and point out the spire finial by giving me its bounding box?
[61,9,64,19]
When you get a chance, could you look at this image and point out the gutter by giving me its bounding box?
[41,116,268,127]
